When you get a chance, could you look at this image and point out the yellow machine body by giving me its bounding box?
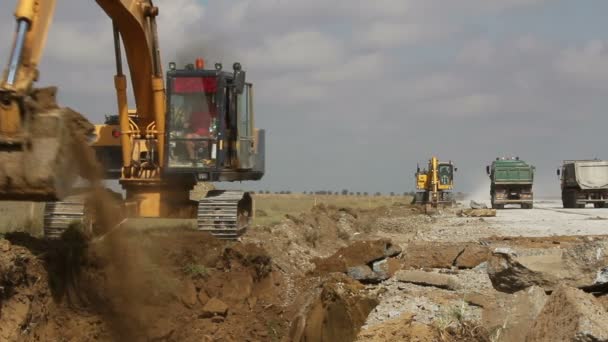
[415,156,456,209]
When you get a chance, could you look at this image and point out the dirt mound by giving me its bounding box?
[0,229,289,341]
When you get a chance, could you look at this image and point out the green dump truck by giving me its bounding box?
[558,160,608,208]
[486,157,535,209]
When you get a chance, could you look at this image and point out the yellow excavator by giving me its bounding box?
[0,0,265,239]
[414,156,456,211]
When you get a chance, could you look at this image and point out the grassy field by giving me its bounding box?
[0,202,44,236]
[252,194,413,226]
[0,194,413,236]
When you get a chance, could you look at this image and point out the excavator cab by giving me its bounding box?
[164,60,264,182]
[437,163,455,189]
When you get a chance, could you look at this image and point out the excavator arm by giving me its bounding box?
[0,0,166,201]
[1,0,57,136]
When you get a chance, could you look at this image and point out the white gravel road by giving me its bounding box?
[462,199,608,237]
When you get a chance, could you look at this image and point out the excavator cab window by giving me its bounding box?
[166,76,220,169]
[438,164,454,185]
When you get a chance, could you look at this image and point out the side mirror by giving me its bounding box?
[233,63,246,94]
[486,165,490,175]
[556,169,561,176]
[454,167,458,172]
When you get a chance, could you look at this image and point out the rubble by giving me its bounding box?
[314,239,402,283]
[402,242,489,269]
[395,270,461,290]
[526,285,608,341]
[470,200,488,209]
[487,241,608,293]
[458,208,496,217]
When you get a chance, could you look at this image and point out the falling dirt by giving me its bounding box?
[0,229,293,341]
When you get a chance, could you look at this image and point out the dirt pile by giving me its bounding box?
[289,273,378,342]
[0,229,292,341]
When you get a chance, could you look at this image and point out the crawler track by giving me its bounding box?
[197,190,252,239]
[43,195,89,239]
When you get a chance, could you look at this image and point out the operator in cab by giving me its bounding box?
[183,93,217,165]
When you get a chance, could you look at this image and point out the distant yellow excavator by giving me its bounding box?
[414,156,456,209]
[0,0,265,239]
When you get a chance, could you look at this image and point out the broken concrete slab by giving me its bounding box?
[482,286,548,342]
[314,239,402,274]
[394,270,461,290]
[526,285,608,341]
[455,246,490,269]
[347,265,380,283]
[470,200,488,209]
[372,258,401,280]
[402,242,489,269]
[487,241,608,293]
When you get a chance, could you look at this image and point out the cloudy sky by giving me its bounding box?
[2,0,608,197]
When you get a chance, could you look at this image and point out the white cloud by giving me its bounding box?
[245,31,344,70]
[361,22,449,48]
[554,40,608,84]
[311,53,387,83]
[457,39,495,65]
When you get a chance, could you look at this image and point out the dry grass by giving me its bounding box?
[252,193,413,226]
[0,202,44,236]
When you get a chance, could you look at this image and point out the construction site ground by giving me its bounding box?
[1,194,608,341]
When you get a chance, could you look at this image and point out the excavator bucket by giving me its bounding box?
[0,87,99,201]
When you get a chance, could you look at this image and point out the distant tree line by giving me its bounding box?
[248,190,418,196]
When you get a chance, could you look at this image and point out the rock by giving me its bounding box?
[0,240,10,252]
[197,290,210,306]
[201,298,229,318]
[454,246,490,269]
[221,272,253,303]
[289,274,378,342]
[488,242,608,293]
[526,285,608,341]
[394,270,460,290]
[464,292,492,308]
[402,242,488,269]
[401,243,464,269]
[314,239,402,274]
[211,315,225,323]
[372,258,401,280]
[470,200,488,209]
[180,281,198,308]
[483,286,547,342]
[458,208,496,217]
[347,265,380,283]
